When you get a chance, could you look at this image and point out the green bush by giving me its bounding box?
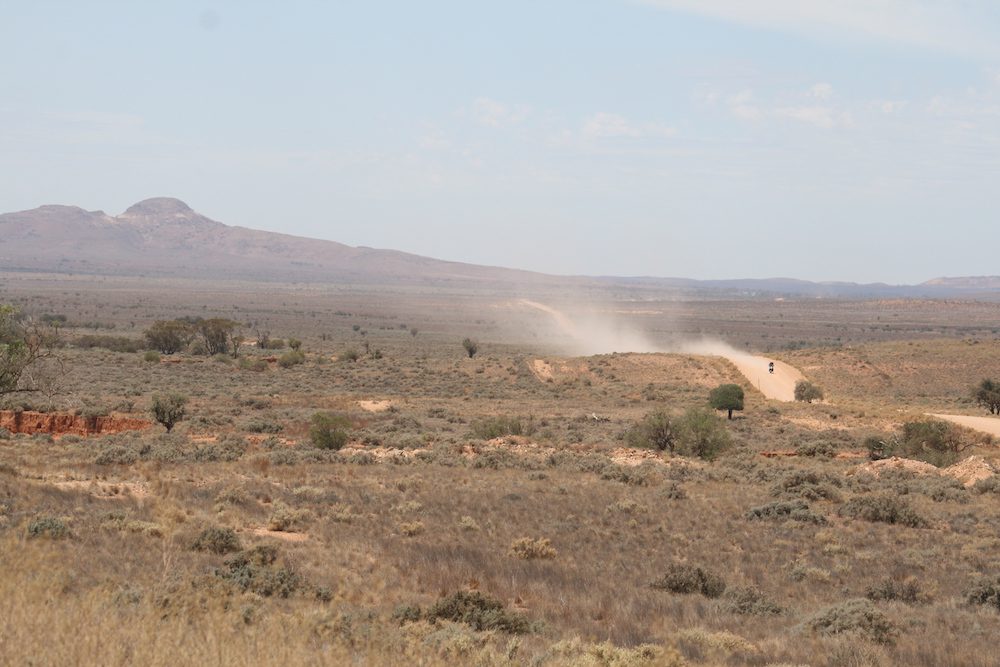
[151,393,188,433]
[745,500,827,525]
[864,435,895,461]
[838,494,928,528]
[973,476,1000,494]
[626,411,675,452]
[651,563,726,598]
[95,445,139,465]
[794,380,824,403]
[675,407,730,459]
[804,599,897,644]
[425,591,531,634]
[966,575,1000,611]
[277,350,305,368]
[217,547,301,598]
[191,527,243,555]
[309,412,351,450]
[866,577,931,605]
[771,470,841,502]
[719,586,784,615]
[896,419,969,467]
[142,350,161,363]
[246,419,283,434]
[239,357,268,372]
[27,516,69,539]
[471,415,530,440]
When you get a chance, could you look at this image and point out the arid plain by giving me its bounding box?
[2,272,1000,666]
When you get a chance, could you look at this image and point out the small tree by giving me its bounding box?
[151,393,188,432]
[0,305,60,398]
[144,320,193,355]
[197,318,238,356]
[974,379,1000,415]
[794,380,824,403]
[709,384,744,419]
[309,412,351,450]
[898,419,969,468]
[462,338,478,359]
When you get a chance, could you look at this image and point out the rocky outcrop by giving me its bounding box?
[0,411,151,436]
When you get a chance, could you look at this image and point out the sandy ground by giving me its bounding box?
[720,353,804,402]
[358,400,393,412]
[928,413,1000,438]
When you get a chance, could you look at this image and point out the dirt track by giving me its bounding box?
[928,413,1000,438]
[720,353,804,402]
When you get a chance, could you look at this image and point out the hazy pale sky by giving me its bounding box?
[3,1,1000,283]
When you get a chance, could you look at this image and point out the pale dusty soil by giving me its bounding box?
[928,413,1000,438]
[529,359,554,381]
[358,400,393,413]
[851,455,999,488]
[944,456,998,487]
[42,476,149,500]
[851,456,941,478]
[251,527,309,542]
[784,416,850,431]
[721,353,805,402]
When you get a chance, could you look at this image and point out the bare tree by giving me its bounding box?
[0,305,61,398]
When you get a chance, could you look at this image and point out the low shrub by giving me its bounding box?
[267,503,312,532]
[745,500,827,525]
[471,416,531,440]
[973,476,1000,494]
[246,419,283,434]
[866,576,932,605]
[803,599,898,644]
[191,527,243,555]
[794,441,836,458]
[675,407,730,460]
[838,494,928,528]
[966,576,1000,611]
[510,537,557,560]
[309,412,351,450]
[143,350,161,363]
[425,591,532,634]
[217,546,301,598]
[26,516,69,539]
[626,411,675,452]
[277,350,305,368]
[719,586,784,615]
[794,380,824,403]
[651,563,726,598]
[771,470,842,502]
[95,445,139,465]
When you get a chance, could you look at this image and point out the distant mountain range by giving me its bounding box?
[1,197,997,298]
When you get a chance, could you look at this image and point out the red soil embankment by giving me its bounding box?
[0,411,152,436]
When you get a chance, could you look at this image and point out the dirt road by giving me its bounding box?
[928,413,1000,438]
[720,353,805,402]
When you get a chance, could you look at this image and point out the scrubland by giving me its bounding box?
[2,275,1000,666]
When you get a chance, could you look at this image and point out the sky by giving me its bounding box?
[2,1,1000,284]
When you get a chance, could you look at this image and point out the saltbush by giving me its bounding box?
[191,527,243,555]
[803,599,898,644]
[838,494,928,528]
[651,563,726,598]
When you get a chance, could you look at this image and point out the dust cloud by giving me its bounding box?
[513,299,745,359]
